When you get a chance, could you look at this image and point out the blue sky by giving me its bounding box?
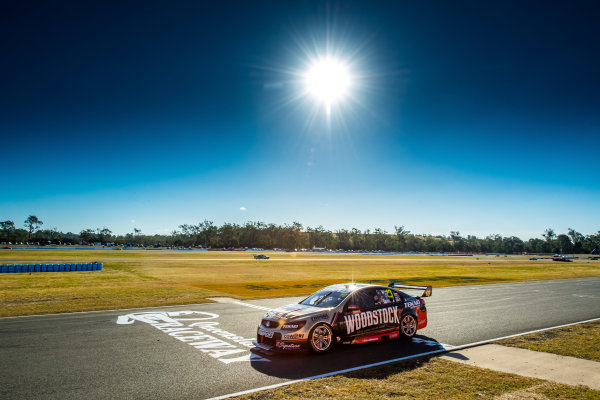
[1,1,598,238]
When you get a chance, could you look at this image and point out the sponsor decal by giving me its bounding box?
[281,322,303,329]
[276,342,301,350]
[258,328,274,338]
[311,313,329,321]
[117,310,269,364]
[352,329,400,344]
[404,300,421,308]
[343,306,400,335]
[282,334,304,340]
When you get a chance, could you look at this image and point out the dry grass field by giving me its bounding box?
[234,358,600,400]
[501,320,600,362]
[1,249,599,317]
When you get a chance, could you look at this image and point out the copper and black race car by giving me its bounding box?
[253,282,431,353]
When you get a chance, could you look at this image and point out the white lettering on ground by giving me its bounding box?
[117,310,269,363]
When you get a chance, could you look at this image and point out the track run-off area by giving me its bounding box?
[1,277,599,400]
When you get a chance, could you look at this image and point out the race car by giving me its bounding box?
[253,254,270,259]
[253,282,431,354]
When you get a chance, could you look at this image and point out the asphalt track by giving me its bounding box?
[1,277,599,400]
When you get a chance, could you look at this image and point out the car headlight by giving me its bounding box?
[281,321,307,330]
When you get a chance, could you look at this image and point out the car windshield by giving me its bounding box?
[299,289,350,308]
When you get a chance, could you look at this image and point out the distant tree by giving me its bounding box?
[542,228,556,242]
[0,220,16,242]
[542,228,556,253]
[394,226,411,251]
[24,215,43,240]
[567,228,585,253]
[556,234,573,254]
[1,220,15,232]
[79,229,96,243]
[98,228,113,244]
[132,228,143,246]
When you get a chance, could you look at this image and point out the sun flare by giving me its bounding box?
[304,58,351,113]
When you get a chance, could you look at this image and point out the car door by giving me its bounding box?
[341,287,392,340]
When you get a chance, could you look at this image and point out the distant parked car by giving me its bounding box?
[254,254,270,260]
[552,256,572,262]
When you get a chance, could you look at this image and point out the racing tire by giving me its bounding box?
[308,323,334,354]
[399,313,417,340]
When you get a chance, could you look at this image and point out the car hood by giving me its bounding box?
[263,303,331,320]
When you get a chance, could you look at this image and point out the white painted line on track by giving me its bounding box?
[205,316,600,400]
[232,301,271,311]
[0,302,215,320]
[204,348,449,400]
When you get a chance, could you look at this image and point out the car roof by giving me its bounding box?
[321,283,389,292]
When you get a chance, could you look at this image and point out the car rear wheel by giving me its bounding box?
[309,323,333,353]
[399,314,417,339]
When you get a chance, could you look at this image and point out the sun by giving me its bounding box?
[304,58,352,114]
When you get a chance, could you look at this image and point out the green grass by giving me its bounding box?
[233,358,600,400]
[500,321,600,362]
[1,249,599,317]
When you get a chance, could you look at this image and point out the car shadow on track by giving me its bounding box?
[250,334,446,379]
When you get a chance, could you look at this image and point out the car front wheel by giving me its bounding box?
[308,323,333,353]
[399,313,417,339]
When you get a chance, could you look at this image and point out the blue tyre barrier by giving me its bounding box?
[0,262,104,273]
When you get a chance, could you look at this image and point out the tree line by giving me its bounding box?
[1,216,599,254]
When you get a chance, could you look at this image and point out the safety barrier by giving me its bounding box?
[0,262,103,273]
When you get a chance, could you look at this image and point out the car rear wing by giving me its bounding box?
[388,283,432,297]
